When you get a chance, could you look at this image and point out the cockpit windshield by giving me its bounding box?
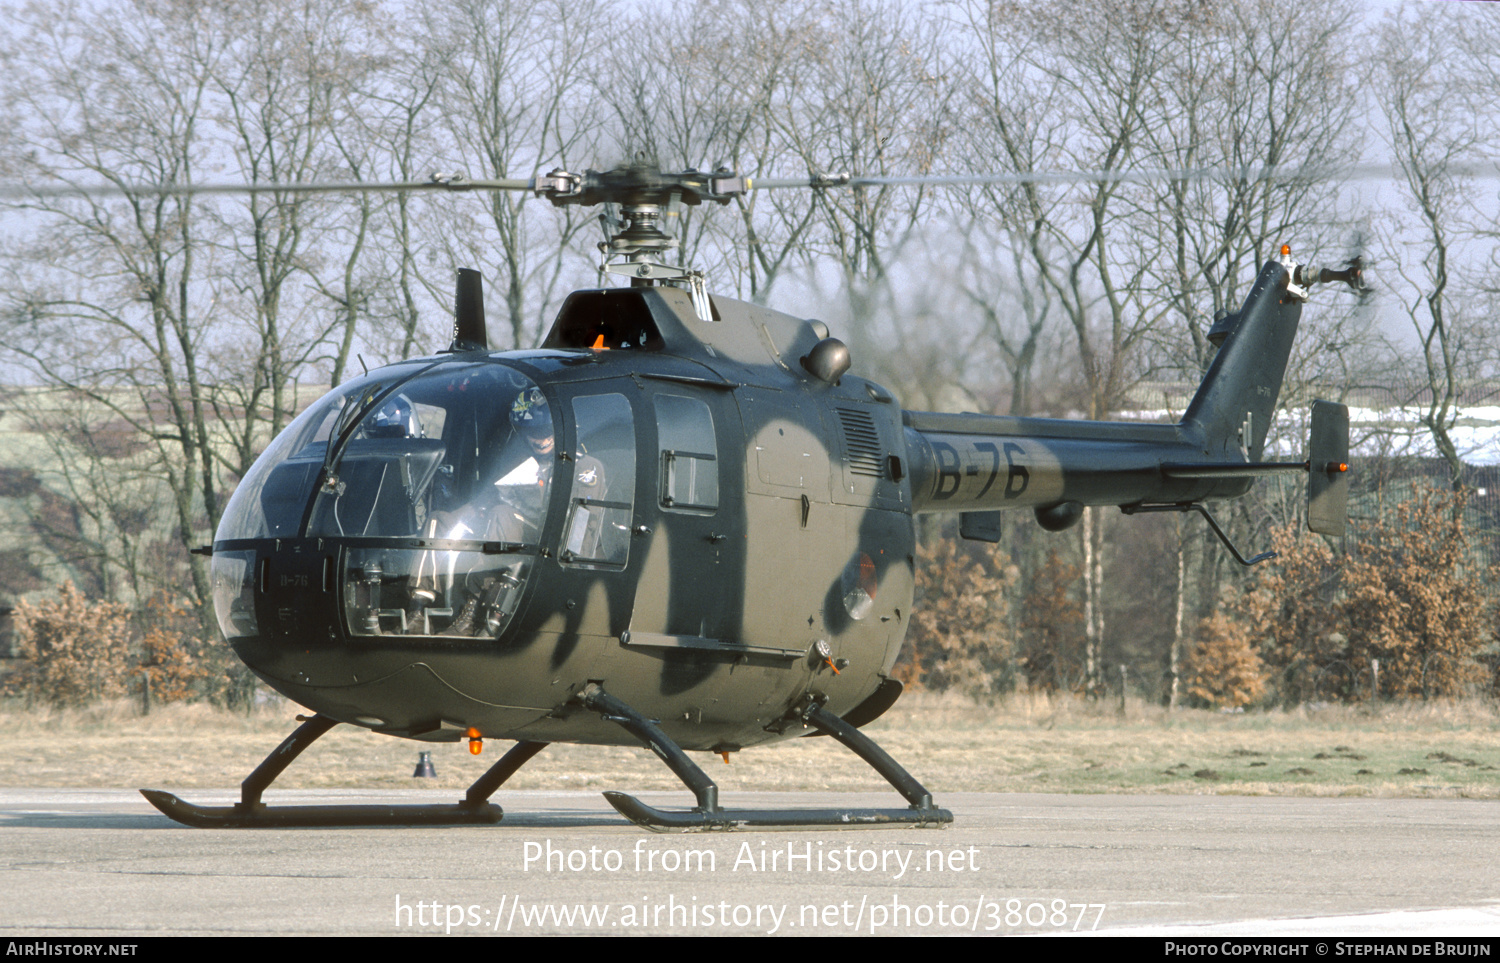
[211,360,558,643]
[216,362,557,545]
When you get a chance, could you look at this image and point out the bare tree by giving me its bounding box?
[325,8,450,369]
[422,0,605,349]
[1128,0,1363,698]
[718,1,833,304]
[4,388,178,604]
[774,0,954,364]
[1136,0,1362,375]
[0,0,227,622]
[208,0,385,477]
[956,0,1369,693]
[955,0,1073,418]
[1372,4,1499,489]
[1005,0,1186,691]
[0,0,390,629]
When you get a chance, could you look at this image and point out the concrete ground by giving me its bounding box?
[2,788,1498,936]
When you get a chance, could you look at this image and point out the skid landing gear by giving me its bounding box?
[579,684,952,832]
[140,715,549,828]
[141,692,950,832]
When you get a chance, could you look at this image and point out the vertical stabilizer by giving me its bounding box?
[1181,259,1302,461]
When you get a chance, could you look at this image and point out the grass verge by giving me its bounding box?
[2,692,1498,798]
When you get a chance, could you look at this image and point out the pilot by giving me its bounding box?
[414,386,564,550]
[490,386,557,527]
[366,394,423,438]
[492,387,605,542]
[512,385,556,463]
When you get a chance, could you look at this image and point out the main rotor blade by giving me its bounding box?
[9,158,1498,204]
[749,161,1500,191]
[0,176,535,200]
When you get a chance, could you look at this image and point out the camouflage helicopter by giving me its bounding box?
[34,163,1356,832]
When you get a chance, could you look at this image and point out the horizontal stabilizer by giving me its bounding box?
[1160,461,1308,479]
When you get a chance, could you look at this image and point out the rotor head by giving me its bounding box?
[533,163,745,210]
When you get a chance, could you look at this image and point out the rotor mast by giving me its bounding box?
[530,163,748,319]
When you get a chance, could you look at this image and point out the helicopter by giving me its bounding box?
[66,162,1362,832]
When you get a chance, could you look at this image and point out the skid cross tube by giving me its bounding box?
[801,702,934,811]
[465,740,549,808]
[140,715,549,828]
[578,684,951,831]
[578,685,720,813]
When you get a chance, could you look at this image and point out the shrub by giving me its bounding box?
[1232,525,1345,700]
[1182,610,1267,708]
[1221,484,1489,703]
[6,582,134,708]
[136,592,211,704]
[1340,486,1488,698]
[897,539,1015,698]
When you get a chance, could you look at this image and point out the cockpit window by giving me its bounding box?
[215,362,428,542]
[216,362,556,545]
[332,366,553,640]
[305,366,553,542]
[560,393,635,568]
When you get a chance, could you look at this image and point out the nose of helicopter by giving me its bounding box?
[213,535,551,736]
[205,357,570,737]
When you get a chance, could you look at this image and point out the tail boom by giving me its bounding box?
[902,255,1344,528]
[903,418,1248,514]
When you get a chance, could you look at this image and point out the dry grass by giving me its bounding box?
[2,692,1499,798]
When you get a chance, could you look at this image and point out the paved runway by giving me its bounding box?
[2,788,1498,936]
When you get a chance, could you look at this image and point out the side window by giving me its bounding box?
[561,394,635,567]
[656,394,718,512]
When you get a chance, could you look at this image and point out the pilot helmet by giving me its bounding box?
[367,394,422,438]
[509,386,552,440]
